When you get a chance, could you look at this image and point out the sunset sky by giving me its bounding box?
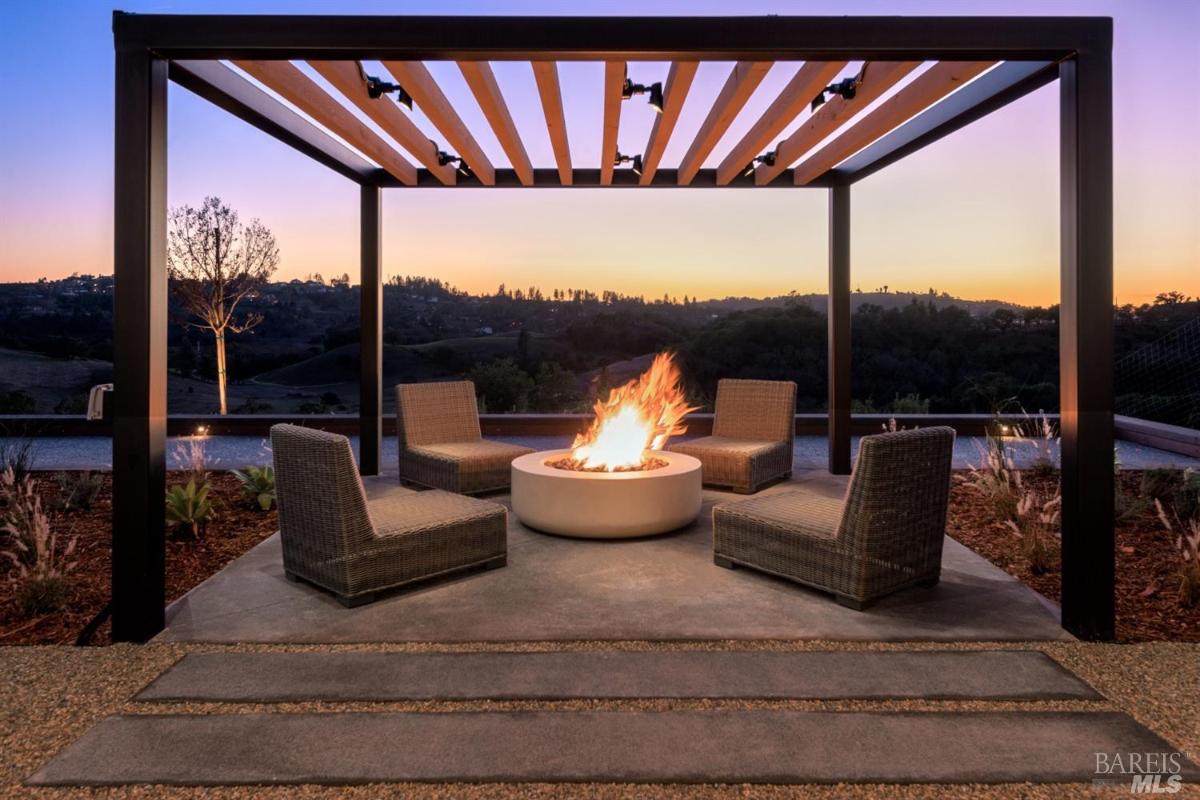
[1,0,1196,306]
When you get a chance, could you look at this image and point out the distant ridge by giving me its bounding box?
[693,291,1025,316]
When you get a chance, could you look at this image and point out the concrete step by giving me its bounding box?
[137,649,1101,703]
[29,709,1197,786]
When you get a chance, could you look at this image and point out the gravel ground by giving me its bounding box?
[2,640,1197,799]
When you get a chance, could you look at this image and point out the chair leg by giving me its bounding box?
[284,571,300,583]
[836,594,869,611]
[917,575,940,588]
[714,555,737,569]
[732,486,755,495]
[338,592,375,608]
[484,555,507,570]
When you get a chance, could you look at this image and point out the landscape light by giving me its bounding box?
[436,149,472,177]
[613,152,644,176]
[810,76,859,112]
[742,150,777,177]
[358,62,414,110]
[622,71,665,114]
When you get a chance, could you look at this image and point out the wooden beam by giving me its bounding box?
[639,61,698,185]
[170,60,377,184]
[792,61,994,185]
[531,61,572,185]
[458,61,534,186]
[307,60,454,184]
[831,60,1057,184]
[234,60,418,185]
[382,60,495,185]
[677,61,772,185]
[715,61,846,186]
[599,61,625,186]
[754,60,920,185]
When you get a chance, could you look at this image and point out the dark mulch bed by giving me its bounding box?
[0,471,277,646]
[948,469,1200,643]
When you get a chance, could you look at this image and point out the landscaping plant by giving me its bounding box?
[51,471,104,512]
[1154,469,1200,608]
[1005,474,1062,575]
[959,429,1019,520]
[165,478,214,539]
[1,469,77,615]
[231,465,275,511]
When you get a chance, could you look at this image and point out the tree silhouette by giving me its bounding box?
[167,196,279,415]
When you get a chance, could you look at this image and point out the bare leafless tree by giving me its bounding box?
[167,197,279,415]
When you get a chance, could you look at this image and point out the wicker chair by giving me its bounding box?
[395,381,534,494]
[712,426,956,609]
[270,424,507,607]
[670,379,797,493]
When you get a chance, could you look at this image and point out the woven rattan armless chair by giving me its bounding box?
[395,381,534,494]
[670,379,797,493]
[271,424,507,607]
[713,426,956,609]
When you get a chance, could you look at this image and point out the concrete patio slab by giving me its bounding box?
[29,710,1196,786]
[158,472,1069,643]
[137,650,1101,702]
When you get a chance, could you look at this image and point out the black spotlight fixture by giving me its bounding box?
[436,150,472,177]
[810,76,859,112]
[357,62,414,110]
[622,70,665,114]
[742,150,777,177]
[614,151,644,176]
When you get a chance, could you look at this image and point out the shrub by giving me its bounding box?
[51,471,104,512]
[0,390,36,414]
[469,358,534,413]
[231,465,275,511]
[1154,498,1200,608]
[0,430,37,482]
[165,479,214,539]
[172,433,210,485]
[1005,475,1061,575]
[1,469,77,616]
[959,431,1018,521]
[1140,469,1183,502]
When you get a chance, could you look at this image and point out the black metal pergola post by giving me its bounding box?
[111,12,1115,642]
[827,183,852,476]
[359,184,383,476]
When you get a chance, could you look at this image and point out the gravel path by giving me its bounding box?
[2,640,1197,798]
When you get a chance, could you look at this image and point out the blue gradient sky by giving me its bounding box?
[1,0,1196,305]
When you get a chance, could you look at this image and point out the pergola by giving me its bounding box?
[111,12,1114,641]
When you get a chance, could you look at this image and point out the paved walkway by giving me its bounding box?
[158,471,1069,643]
[29,648,1199,787]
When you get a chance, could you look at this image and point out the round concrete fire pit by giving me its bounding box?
[511,449,702,538]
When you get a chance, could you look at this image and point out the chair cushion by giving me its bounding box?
[714,487,844,542]
[410,440,534,470]
[369,489,505,538]
[671,436,790,491]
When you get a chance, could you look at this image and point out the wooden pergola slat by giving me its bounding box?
[639,61,698,185]
[599,61,625,186]
[234,60,418,185]
[458,61,534,186]
[714,61,847,186]
[382,60,496,185]
[677,61,772,185]
[753,61,921,185]
[308,60,455,184]
[531,61,572,185]
[792,61,995,186]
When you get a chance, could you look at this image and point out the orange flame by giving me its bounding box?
[569,352,699,471]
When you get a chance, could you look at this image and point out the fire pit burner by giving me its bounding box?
[511,449,702,538]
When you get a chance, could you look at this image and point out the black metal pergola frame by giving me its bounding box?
[111,12,1114,641]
